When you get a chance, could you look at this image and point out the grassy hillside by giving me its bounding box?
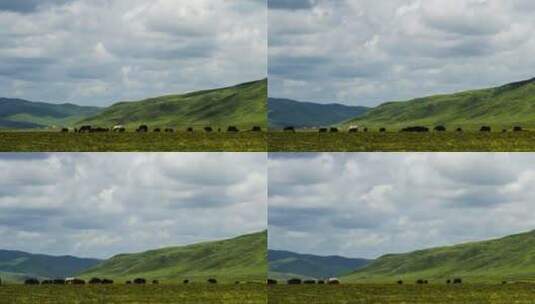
[345,77,535,130]
[0,98,101,129]
[80,231,267,283]
[269,250,371,279]
[269,98,369,128]
[345,230,535,283]
[0,250,101,282]
[79,80,267,129]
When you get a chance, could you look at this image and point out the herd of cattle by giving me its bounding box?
[281,125,526,133]
[60,125,263,133]
[0,277,222,286]
[267,278,341,285]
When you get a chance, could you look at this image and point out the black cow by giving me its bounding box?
[514,126,523,132]
[251,126,262,132]
[227,126,239,132]
[287,278,302,285]
[207,278,218,284]
[133,278,146,285]
[348,128,359,133]
[502,281,507,285]
[397,280,403,285]
[434,125,446,132]
[446,279,451,284]
[183,279,190,284]
[79,125,92,133]
[328,279,340,285]
[187,127,194,132]
[317,280,325,284]
[102,279,114,284]
[267,279,278,285]
[379,128,386,132]
[137,125,149,133]
[453,278,462,284]
[235,281,241,285]
[25,278,40,285]
[363,128,369,132]
[319,128,328,133]
[456,128,463,132]
[154,128,161,132]
[89,278,102,284]
[165,128,175,133]
[329,127,339,133]
[204,127,214,133]
[41,280,53,285]
[61,128,69,133]
[284,126,295,132]
[416,279,426,285]
[401,126,429,132]
[91,127,109,133]
[303,280,316,284]
[502,129,507,133]
[53,279,66,285]
[126,281,132,285]
[480,126,491,132]
[71,279,85,285]
[152,280,159,285]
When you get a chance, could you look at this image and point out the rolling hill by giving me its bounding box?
[269,97,369,128]
[344,77,535,130]
[0,249,102,282]
[79,80,267,129]
[345,229,535,283]
[269,250,371,279]
[0,98,101,129]
[80,231,267,283]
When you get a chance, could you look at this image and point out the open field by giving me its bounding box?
[268,131,535,152]
[0,132,267,152]
[0,284,266,304]
[268,284,535,304]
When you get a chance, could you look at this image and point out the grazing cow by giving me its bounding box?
[61,128,69,133]
[287,278,302,285]
[79,125,92,133]
[89,278,102,284]
[25,278,40,285]
[502,281,507,285]
[207,278,218,284]
[329,127,339,133]
[53,279,66,285]
[113,125,126,132]
[152,280,159,285]
[70,279,86,285]
[267,279,278,285]
[480,126,491,132]
[154,128,161,132]
[235,281,240,285]
[41,280,53,285]
[204,127,214,133]
[446,279,451,284]
[227,126,239,132]
[187,127,194,132]
[91,127,109,133]
[453,278,462,284]
[363,128,368,132]
[183,279,190,284]
[133,278,146,285]
[401,126,429,133]
[348,127,358,133]
[434,125,446,132]
[136,125,149,133]
[126,281,132,285]
[502,129,507,133]
[514,126,523,132]
[327,278,340,285]
[317,280,325,285]
[379,128,386,132]
[102,279,114,284]
[283,126,295,133]
[456,128,463,132]
[319,128,328,133]
[397,280,403,285]
[165,128,174,133]
[416,279,425,285]
[251,126,262,132]
[303,280,316,284]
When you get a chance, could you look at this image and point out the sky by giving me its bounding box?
[0,0,267,106]
[0,153,267,258]
[268,153,535,259]
[269,0,535,106]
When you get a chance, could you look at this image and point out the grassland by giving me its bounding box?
[267,284,535,304]
[268,131,535,152]
[0,284,266,304]
[0,131,266,152]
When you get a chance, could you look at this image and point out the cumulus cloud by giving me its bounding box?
[268,153,535,258]
[0,153,267,258]
[269,0,535,106]
[0,0,267,106]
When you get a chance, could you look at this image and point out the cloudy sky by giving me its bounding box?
[269,153,535,259]
[0,0,266,106]
[0,153,266,258]
[269,0,535,106]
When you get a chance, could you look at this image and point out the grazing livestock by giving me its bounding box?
[480,126,491,132]
[61,128,69,133]
[251,126,262,132]
[53,279,66,285]
[397,280,403,285]
[363,128,368,132]
[267,279,278,285]
[379,128,386,132]
[91,127,109,133]
[187,127,194,132]
[25,278,40,285]
[152,280,159,285]
[204,127,214,133]
[227,126,239,132]
[102,279,114,284]
[514,126,523,132]
[303,280,316,284]
[447,279,451,284]
[42,280,53,285]
[79,125,92,133]
[401,126,429,133]
[235,281,241,285]
[434,125,446,132]
[502,281,507,284]
[287,278,302,285]
[348,127,358,133]
[126,281,132,285]
[183,279,190,284]
[453,278,462,284]
[133,278,146,284]
[327,278,340,285]
[165,128,175,133]
[207,278,218,284]
[136,125,149,133]
[284,126,296,132]
[113,125,126,132]
[319,128,328,133]
[154,128,161,132]
[329,127,339,133]
[416,279,426,285]
[456,128,463,132]
[66,278,85,285]
[317,280,325,284]
[89,278,102,284]
[502,129,507,133]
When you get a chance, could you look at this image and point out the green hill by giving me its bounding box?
[0,249,102,282]
[0,98,101,129]
[79,80,267,129]
[345,230,535,283]
[268,98,369,128]
[268,250,371,279]
[345,77,535,130]
[80,231,267,283]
